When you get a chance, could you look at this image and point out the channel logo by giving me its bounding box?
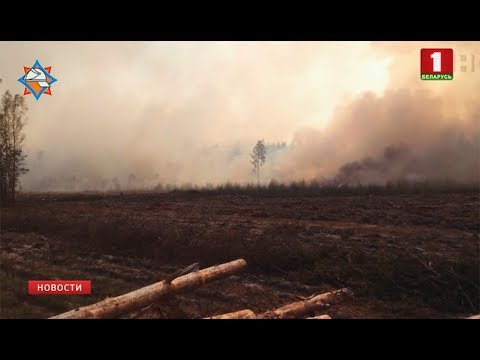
[420,48,454,80]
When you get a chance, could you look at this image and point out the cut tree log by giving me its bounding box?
[258,288,353,319]
[206,309,257,319]
[49,259,247,319]
[203,288,353,319]
[306,314,332,319]
[206,311,332,319]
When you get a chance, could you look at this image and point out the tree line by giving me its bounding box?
[0,90,29,207]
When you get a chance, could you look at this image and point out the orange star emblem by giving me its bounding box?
[18,60,58,100]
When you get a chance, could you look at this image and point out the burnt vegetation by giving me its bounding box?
[1,184,478,318]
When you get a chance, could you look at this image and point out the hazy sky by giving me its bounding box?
[0,41,478,189]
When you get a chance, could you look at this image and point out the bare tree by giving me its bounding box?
[0,91,29,207]
[250,139,266,186]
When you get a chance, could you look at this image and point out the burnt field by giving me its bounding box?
[1,189,479,318]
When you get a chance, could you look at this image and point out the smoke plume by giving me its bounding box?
[0,41,478,190]
[275,42,480,185]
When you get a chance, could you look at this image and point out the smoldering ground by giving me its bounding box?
[281,87,479,186]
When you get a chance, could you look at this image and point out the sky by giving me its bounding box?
[0,41,478,190]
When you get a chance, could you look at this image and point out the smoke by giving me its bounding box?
[275,42,480,185]
[335,143,412,186]
[0,41,478,190]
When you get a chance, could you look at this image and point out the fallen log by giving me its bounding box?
[49,259,247,319]
[306,314,332,319]
[206,311,332,319]
[205,310,335,320]
[203,288,353,319]
[258,288,353,319]
[206,309,257,319]
[467,314,480,319]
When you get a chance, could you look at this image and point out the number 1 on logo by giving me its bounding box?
[430,52,442,72]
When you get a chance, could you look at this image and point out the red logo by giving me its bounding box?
[420,49,454,80]
[28,280,91,295]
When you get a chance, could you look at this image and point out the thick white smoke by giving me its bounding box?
[0,41,478,190]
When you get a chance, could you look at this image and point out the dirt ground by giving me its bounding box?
[1,190,479,319]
